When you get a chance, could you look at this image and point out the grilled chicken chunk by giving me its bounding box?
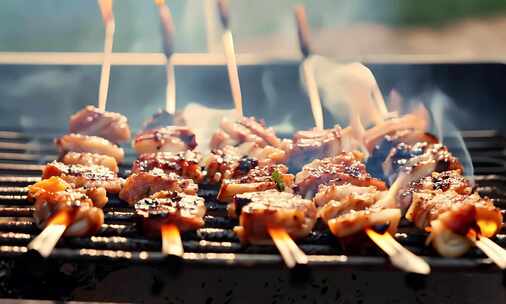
[287,125,343,171]
[42,161,122,194]
[383,142,462,185]
[56,133,125,163]
[219,164,294,203]
[133,126,197,155]
[69,105,131,144]
[367,130,438,180]
[61,152,118,173]
[119,168,198,205]
[135,191,206,237]
[29,177,104,237]
[314,183,400,238]
[210,116,282,150]
[295,151,386,199]
[406,189,502,257]
[202,143,286,185]
[232,190,317,244]
[399,170,471,211]
[132,151,204,183]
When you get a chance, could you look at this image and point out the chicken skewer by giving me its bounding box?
[296,152,430,274]
[363,99,506,267]
[27,177,106,257]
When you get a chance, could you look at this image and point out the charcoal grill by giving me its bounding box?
[0,129,504,303]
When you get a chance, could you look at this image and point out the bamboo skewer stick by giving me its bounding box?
[217,0,243,118]
[161,223,184,257]
[467,223,506,269]
[156,0,177,114]
[268,227,308,268]
[27,209,73,257]
[293,5,324,130]
[97,0,115,111]
[366,228,430,274]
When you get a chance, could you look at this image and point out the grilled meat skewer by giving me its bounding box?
[133,126,197,155]
[61,151,118,173]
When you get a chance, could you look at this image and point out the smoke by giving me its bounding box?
[424,89,475,180]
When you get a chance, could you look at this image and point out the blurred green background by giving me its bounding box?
[1,0,506,57]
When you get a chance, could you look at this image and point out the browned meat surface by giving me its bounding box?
[29,177,104,237]
[219,164,294,204]
[61,152,118,173]
[232,190,317,244]
[56,134,125,163]
[314,183,400,238]
[399,170,471,211]
[42,161,122,194]
[69,105,131,144]
[132,151,204,183]
[210,116,282,150]
[135,191,206,237]
[383,142,462,185]
[295,151,386,198]
[119,169,198,205]
[287,125,343,170]
[201,143,286,185]
[133,126,197,155]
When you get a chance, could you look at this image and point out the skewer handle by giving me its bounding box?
[157,1,177,114]
[366,228,430,274]
[293,5,312,58]
[217,0,243,118]
[97,0,115,111]
[301,60,324,130]
[468,231,506,269]
[268,227,308,268]
[161,223,183,257]
[28,210,71,258]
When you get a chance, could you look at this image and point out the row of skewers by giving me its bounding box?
[24,0,506,274]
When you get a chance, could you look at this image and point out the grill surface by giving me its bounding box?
[0,129,505,303]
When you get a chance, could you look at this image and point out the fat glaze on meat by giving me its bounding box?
[232,190,317,244]
[133,126,197,155]
[42,161,123,194]
[135,191,206,237]
[56,133,125,163]
[295,151,386,199]
[69,105,131,144]
[132,151,204,183]
[119,168,198,205]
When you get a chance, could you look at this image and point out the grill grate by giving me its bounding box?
[0,130,504,270]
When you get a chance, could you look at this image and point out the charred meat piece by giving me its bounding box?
[135,191,206,237]
[383,142,462,185]
[295,151,386,199]
[219,164,294,204]
[367,130,438,180]
[119,168,198,205]
[28,176,109,208]
[29,177,104,237]
[69,105,131,143]
[202,143,285,184]
[132,151,204,183]
[61,152,118,173]
[314,183,400,238]
[42,161,122,194]
[210,116,282,150]
[287,125,343,171]
[399,170,472,211]
[133,126,197,154]
[56,133,125,163]
[405,189,502,257]
[232,190,317,244]
[141,110,185,131]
